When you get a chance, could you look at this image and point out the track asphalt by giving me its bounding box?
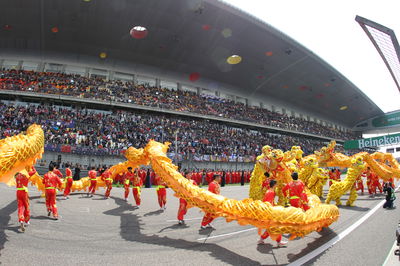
[0,183,399,266]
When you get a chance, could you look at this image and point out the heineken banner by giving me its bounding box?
[344,133,400,150]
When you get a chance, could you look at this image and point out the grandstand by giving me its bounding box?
[0,0,382,171]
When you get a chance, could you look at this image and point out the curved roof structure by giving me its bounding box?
[0,0,383,127]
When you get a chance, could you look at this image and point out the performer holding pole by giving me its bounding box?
[283,172,309,211]
[102,169,113,199]
[200,174,221,229]
[63,163,73,199]
[155,173,167,210]
[177,173,197,225]
[123,167,135,201]
[132,168,142,208]
[258,179,287,246]
[43,164,63,220]
[87,167,97,197]
[15,167,36,232]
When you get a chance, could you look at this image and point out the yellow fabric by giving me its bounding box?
[0,124,44,184]
[17,187,28,192]
[122,140,339,239]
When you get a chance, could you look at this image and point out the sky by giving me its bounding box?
[224,0,400,113]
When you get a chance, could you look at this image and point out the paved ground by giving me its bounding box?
[0,183,399,266]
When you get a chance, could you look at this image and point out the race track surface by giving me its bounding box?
[0,183,399,266]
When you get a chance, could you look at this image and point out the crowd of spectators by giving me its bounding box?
[0,101,350,161]
[0,69,360,140]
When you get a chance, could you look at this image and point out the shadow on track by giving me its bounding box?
[0,200,17,256]
[103,196,265,266]
[158,223,189,233]
[338,205,370,212]
[0,195,43,256]
[143,209,164,217]
[286,227,337,263]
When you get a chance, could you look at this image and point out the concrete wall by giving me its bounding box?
[36,152,254,172]
[38,151,125,170]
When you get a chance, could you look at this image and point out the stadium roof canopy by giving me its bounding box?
[0,0,383,128]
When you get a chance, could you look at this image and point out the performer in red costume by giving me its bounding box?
[131,169,143,207]
[139,169,147,184]
[102,169,113,199]
[123,167,135,201]
[15,167,36,232]
[364,168,372,194]
[283,172,309,211]
[258,179,287,246]
[261,172,271,192]
[53,165,63,179]
[329,169,340,186]
[155,173,167,210]
[224,171,230,185]
[43,164,63,219]
[355,175,364,195]
[368,169,383,197]
[200,174,221,229]
[87,166,97,197]
[177,173,198,225]
[206,170,214,185]
[63,163,73,199]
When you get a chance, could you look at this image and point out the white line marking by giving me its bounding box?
[197,228,256,241]
[166,217,203,222]
[288,186,400,266]
[79,207,90,213]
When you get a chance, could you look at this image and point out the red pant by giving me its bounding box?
[64,179,73,197]
[177,198,187,220]
[89,180,97,194]
[356,182,364,193]
[157,188,166,208]
[17,191,30,223]
[124,186,130,199]
[105,181,112,198]
[260,230,282,243]
[370,181,383,194]
[201,213,214,226]
[133,187,141,206]
[45,189,58,218]
[289,195,309,211]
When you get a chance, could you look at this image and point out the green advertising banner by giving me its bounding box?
[372,111,400,128]
[344,133,400,150]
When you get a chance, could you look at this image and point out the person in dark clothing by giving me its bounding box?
[73,166,81,181]
[383,181,396,209]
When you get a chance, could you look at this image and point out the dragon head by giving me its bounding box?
[351,155,365,170]
[262,145,272,156]
[291,146,304,160]
[315,168,329,179]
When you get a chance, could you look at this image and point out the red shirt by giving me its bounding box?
[65,168,72,177]
[282,180,305,198]
[43,172,62,189]
[101,170,112,181]
[208,181,220,194]
[88,170,97,180]
[16,173,29,189]
[132,176,142,187]
[263,189,275,205]
[155,176,166,186]
[53,169,63,178]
